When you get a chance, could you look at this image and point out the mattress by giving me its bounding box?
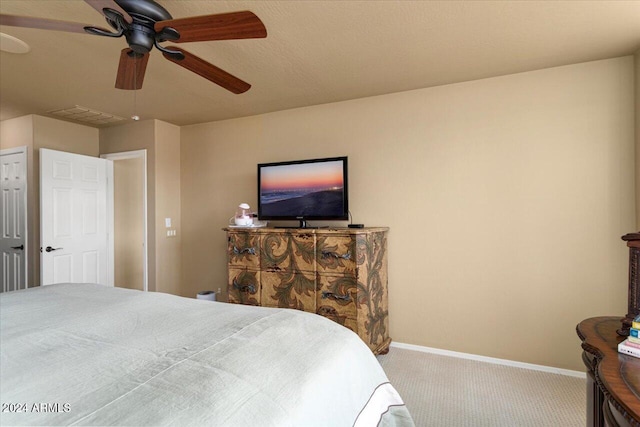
[0,284,414,426]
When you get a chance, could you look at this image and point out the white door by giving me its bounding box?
[0,147,28,292]
[40,149,113,286]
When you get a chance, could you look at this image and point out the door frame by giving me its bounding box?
[0,146,28,288]
[100,150,148,292]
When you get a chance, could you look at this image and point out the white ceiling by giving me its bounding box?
[1,0,639,127]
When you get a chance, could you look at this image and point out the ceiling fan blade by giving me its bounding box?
[84,0,133,24]
[162,46,251,94]
[115,48,149,90]
[155,11,266,43]
[0,14,103,34]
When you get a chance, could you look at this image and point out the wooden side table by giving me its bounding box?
[577,317,640,427]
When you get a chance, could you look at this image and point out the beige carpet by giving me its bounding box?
[377,347,586,427]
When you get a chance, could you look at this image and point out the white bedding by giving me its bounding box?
[0,284,414,426]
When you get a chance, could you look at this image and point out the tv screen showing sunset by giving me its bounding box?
[259,160,346,218]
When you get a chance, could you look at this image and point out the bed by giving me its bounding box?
[0,283,414,426]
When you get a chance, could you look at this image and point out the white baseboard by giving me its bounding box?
[390,341,586,379]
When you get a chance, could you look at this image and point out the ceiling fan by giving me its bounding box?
[0,0,267,93]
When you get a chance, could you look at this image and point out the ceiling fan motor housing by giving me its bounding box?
[114,0,173,54]
[125,24,155,54]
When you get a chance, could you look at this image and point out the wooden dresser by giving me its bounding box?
[224,227,391,355]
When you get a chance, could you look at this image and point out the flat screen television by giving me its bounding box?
[257,156,349,228]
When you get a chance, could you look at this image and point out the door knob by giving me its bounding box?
[11,244,24,250]
[45,246,62,252]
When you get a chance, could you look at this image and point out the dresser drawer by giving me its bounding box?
[317,235,356,275]
[261,270,316,312]
[228,233,261,268]
[316,274,357,318]
[316,306,357,333]
[261,232,316,272]
[228,268,260,306]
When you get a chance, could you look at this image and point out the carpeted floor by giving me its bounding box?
[377,347,586,427]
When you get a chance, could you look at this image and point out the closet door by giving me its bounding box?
[0,147,27,292]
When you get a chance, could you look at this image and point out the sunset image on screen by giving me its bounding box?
[259,159,346,218]
[260,161,344,192]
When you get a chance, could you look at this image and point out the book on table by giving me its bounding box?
[618,339,640,358]
[629,334,640,345]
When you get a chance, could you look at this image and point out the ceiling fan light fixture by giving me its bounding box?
[0,32,30,54]
[131,115,140,121]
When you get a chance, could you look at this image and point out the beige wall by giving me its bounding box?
[154,120,181,295]
[636,49,640,230]
[0,115,33,149]
[100,119,181,295]
[114,157,145,291]
[0,115,99,285]
[181,57,636,371]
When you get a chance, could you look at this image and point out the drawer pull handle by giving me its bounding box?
[321,291,351,302]
[321,250,351,260]
[233,246,256,255]
[233,281,256,293]
[318,306,338,316]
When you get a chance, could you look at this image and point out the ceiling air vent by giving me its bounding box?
[47,106,126,126]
